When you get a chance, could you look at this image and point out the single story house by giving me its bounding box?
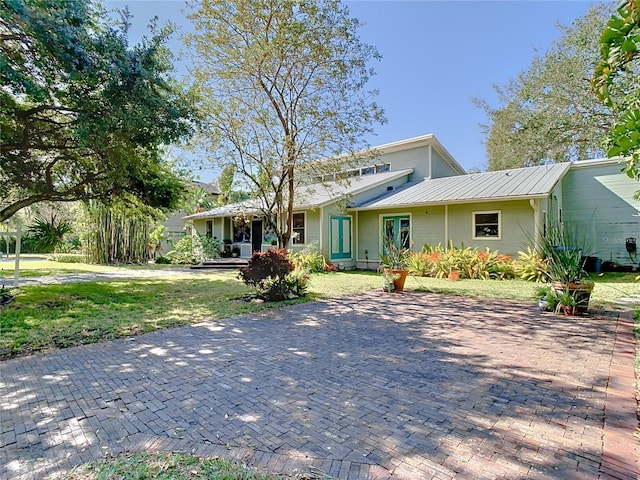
[184,134,640,270]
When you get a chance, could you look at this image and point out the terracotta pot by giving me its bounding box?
[562,305,580,316]
[385,268,409,292]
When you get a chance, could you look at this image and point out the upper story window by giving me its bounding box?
[473,211,501,240]
[292,213,305,244]
[317,163,391,182]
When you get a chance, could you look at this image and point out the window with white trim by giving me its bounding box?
[292,212,305,244]
[473,211,501,239]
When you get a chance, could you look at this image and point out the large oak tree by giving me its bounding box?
[0,0,196,222]
[184,0,385,247]
[476,3,638,170]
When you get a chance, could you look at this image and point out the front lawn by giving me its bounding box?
[0,271,382,358]
[1,269,637,359]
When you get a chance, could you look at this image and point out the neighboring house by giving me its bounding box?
[184,134,640,270]
[161,181,220,253]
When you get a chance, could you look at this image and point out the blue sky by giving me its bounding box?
[105,0,606,181]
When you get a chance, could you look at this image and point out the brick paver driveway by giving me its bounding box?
[1,291,637,479]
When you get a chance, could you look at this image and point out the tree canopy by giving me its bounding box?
[184,0,385,247]
[0,0,196,222]
[592,0,640,187]
[476,3,638,170]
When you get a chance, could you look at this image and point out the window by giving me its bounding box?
[262,218,277,245]
[206,220,213,238]
[233,218,251,243]
[473,211,501,239]
[292,213,305,244]
[382,215,411,252]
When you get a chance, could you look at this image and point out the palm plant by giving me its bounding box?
[27,214,73,254]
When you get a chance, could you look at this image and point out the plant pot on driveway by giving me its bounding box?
[385,268,409,292]
[551,281,594,314]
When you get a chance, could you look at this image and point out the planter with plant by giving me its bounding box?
[379,242,411,292]
[553,288,580,316]
[537,215,594,314]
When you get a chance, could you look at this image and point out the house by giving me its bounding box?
[161,181,220,253]
[184,134,640,270]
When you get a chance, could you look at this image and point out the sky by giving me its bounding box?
[105,0,606,182]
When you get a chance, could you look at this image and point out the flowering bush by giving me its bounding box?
[238,249,310,301]
[408,244,518,280]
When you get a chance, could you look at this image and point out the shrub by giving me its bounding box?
[167,234,221,264]
[238,249,307,301]
[407,250,438,277]
[167,236,197,264]
[288,243,327,273]
[261,269,311,301]
[154,255,172,264]
[410,244,516,280]
[513,246,549,282]
[49,253,86,263]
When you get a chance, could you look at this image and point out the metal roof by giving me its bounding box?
[353,163,570,210]
[184,168,414,219]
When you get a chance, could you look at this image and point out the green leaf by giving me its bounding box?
[622,38,639,52]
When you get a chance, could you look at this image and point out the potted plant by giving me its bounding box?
[231,246,241,258]
[554,289,579,316]
[379,242,411,292]
[537,217,594,313]
[381,269,400,292]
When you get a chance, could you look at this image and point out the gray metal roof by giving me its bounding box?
[184,168,414,219]
[354,163,570,210]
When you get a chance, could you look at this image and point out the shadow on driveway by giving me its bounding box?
[1,291,637,479]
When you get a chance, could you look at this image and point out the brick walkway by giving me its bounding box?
[1,291,638,479]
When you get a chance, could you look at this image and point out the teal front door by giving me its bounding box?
[382,215,410,252]
[330,216,351,259]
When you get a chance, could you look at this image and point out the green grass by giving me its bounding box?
[0,271,381,358]
[0,258,186,278]
[66,452,331,480]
